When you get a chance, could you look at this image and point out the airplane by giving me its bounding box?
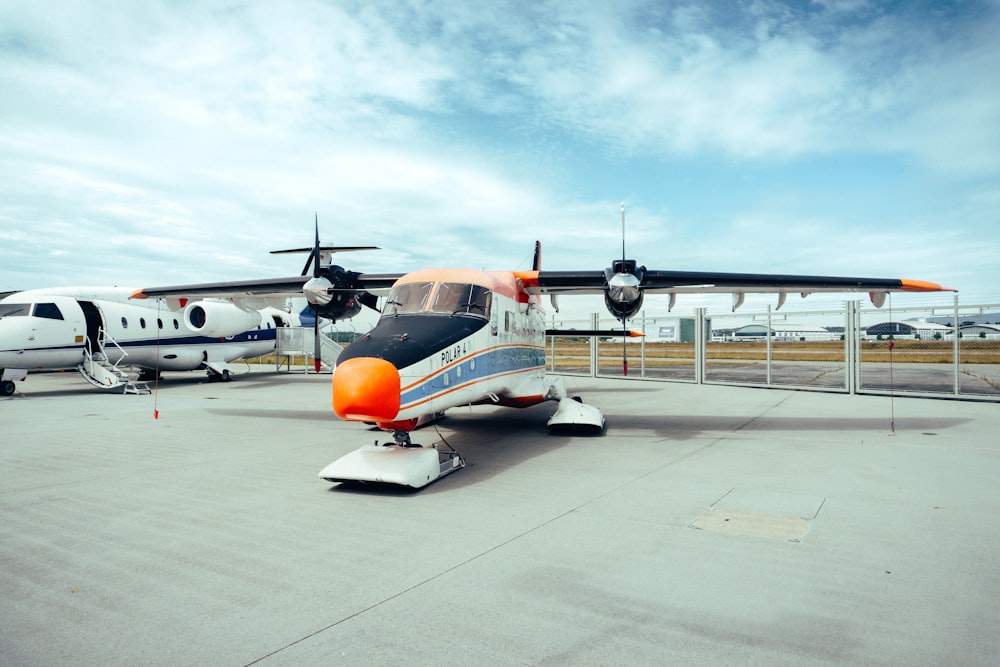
[0,286,301,396]
[129,215,956,490]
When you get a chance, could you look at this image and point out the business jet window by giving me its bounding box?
[33,303,64,320]
[383,282,433,316]
[430,283,492,318]
[0,303,31,317]
[122,317,128,329]
[140,317,147,329]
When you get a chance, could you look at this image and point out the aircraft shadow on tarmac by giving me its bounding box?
[326,412,970,496]
[614,413,971,441]
[328,404,602,495]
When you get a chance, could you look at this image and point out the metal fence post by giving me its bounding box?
[695,307,705,384]
[845,301,857,395]
[766,304,773,386]
[590,312,599,378]
[953,294,960,395]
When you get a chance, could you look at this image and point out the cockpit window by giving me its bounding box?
[430,283,492,318]
[33,303,64,320]
[383,282,433,316]
[0,303,31,318]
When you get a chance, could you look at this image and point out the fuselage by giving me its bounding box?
[332,268,549,430]
[0,287,289,378]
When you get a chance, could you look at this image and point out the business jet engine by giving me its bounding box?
[302,264,367,321]
[603,259,645,321]
[184,300,262,337]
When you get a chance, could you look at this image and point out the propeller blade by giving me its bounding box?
[312,214,321,279]
[314,312,321,373]
[358,291,380,312]
[621,203,628,377]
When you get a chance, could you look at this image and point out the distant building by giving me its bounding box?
[864,321,953,339]
[959,324,1000,339]
[928,312,1000,326]
[716,323,836,342]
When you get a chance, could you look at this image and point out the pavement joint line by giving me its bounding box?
[245,432,727,665]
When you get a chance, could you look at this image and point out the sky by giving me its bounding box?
[1,0,997,321]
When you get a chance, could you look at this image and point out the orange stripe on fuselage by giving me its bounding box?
[398,343,542,393]
[398,365,545,413]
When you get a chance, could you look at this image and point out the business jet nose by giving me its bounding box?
[333,357,401,422]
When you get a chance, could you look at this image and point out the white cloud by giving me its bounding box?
[0,0,994,309]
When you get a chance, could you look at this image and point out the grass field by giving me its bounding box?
[549,339,999,366]
[252,339,999,369]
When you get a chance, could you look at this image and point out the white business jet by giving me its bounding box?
[0,286,299,396]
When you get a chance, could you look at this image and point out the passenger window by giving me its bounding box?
[33,303,64,320]
[140,317,147,329]
[121,317,128,329]
[173,319,179,330]
[157,318,163,329]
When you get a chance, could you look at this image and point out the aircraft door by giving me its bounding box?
[78,301,104,356]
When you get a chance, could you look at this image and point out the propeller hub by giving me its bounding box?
[303,276,333,306]
[607,272,641,304]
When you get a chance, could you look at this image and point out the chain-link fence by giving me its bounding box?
[547,297,1000,401]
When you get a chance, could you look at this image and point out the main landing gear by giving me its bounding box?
[318,430,465,490]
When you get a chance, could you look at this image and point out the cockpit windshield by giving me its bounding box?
[32,303,64,320]
[381,281,492,319]
[0,303,31,318]
[383,282,434,316]
[430,283,492,317]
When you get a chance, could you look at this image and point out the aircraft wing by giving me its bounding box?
[518,269,954,312]
[131,273,403,301]
[130,273,405,318]
[522,270,950,295]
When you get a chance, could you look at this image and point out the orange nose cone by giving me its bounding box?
[333,357,401,422]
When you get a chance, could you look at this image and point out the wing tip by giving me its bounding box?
[129,289,148,300]
[900,279,958,293]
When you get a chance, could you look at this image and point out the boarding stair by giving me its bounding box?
[276,326,343,373]
[318,334,343,368]
[76,331,151,394]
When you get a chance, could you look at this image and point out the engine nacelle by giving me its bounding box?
[311,291,363,321]
[303,265,365,321]
[184,301,261,337]
[603,259,645,321]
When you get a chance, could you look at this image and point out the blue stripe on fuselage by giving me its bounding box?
[399,344,544,408]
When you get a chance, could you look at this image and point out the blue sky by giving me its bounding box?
[1,0,996,318]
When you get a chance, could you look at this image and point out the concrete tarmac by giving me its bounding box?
[2,368,999,666]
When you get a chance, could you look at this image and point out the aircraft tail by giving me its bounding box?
[298,305,318,328]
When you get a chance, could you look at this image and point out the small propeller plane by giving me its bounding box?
[0,286,300,396]
[131,216,954,489]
